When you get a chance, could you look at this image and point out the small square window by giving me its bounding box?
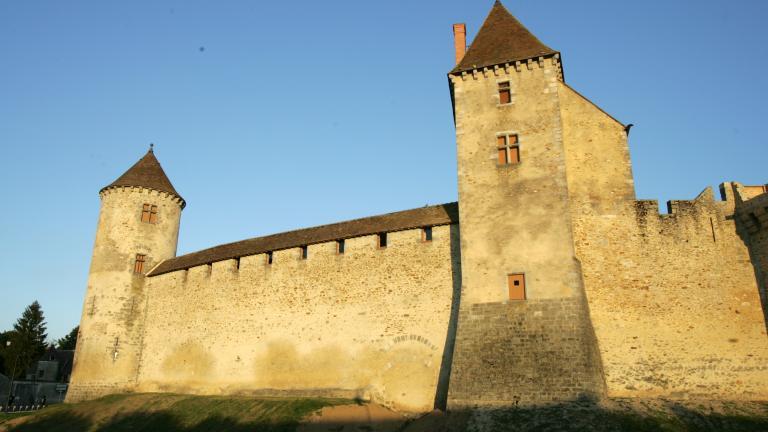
[507,273,526,300]
[337,239,345,255]
[377,233,387,249]
[133,254,146,274]
[422,226,433,242]
[498,81,511,104]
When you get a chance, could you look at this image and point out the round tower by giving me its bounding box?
[67,146,185,402]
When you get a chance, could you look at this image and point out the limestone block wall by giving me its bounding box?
[67,187,182,402]
[135,225,461,413]
[573,189,768,399]
[733,188,768,326]
[447,297,604,407]
[559,82,635,213]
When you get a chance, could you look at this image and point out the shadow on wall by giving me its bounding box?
[433,223,462,411]
[413,396,768,432]
[733,211,768,335]
[6,397,768,432]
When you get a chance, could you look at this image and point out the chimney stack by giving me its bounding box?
[453,23,466,65]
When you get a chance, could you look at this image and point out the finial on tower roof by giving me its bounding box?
[149,143,154,153]
[101,146,185,207]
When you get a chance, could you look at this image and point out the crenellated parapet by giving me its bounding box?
[99,185,185,210]
[450,53,563,83]
[729,183,768,236]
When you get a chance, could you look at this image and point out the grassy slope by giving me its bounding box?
[430,398,768,432]
[0,393,345,432]
[3,394,768,432]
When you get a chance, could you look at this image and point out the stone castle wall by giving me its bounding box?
[572,189,768,399]
[733,184,768,326]
[133,224,461,413]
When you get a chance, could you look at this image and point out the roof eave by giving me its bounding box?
[449,51,560,76]
[99,184,186,209]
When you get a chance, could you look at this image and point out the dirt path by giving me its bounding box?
[297,403,408,432]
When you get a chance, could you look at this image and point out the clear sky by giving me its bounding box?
[1,0,766,341]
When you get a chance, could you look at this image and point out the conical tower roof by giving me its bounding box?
[101,146,185,207]
[452,1,557,74]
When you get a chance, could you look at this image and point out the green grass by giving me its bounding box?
[4,393,768,432]
[0,393,347,432]
[0,413,34,426]
[447,398,768,432]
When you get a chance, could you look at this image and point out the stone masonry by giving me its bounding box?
[67,1,768,413]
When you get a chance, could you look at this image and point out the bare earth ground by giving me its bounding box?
[1,394,767,431]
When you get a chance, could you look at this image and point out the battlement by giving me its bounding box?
[627,187,724,240]
[736,193,768,235]
[148,203,458,277]
[99,185,185,209]
[450,53,563,83]
[738,184,768,201]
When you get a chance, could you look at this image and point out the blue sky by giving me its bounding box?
[0,0,766,340]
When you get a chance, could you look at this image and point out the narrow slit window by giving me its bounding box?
[498,81,511,104]
[497,134,520,165]
[300,245,308,260]
[422,226,433,242]
[141,204,158,224]
[266,251,273,265]
[235,257,241,270]
[133,254,146,274]
[378,233,388,249]
[507,273,526,301]
[337,239,345,255]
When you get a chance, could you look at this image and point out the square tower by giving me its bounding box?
[446,1,605,408]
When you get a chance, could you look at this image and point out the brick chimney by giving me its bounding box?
[453,23,466,65]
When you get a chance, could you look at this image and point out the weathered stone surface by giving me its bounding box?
[67,187,182,402]
[573,190,768,399]
[66,2,768,414]
[447,298,604,408]
[134,225,462,413]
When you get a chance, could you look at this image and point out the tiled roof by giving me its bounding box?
[451,1,557,74]
[148,202,459,276]
[101,148,185,207]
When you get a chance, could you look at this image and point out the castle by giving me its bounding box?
[68,2,768,412]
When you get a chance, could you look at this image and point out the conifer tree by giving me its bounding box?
[0,331,10,375]
[56,326,79,350]
[2,301,48,379]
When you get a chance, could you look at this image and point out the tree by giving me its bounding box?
[1,301,48,379]
[56,326,79,350]
[0,331,11,375]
